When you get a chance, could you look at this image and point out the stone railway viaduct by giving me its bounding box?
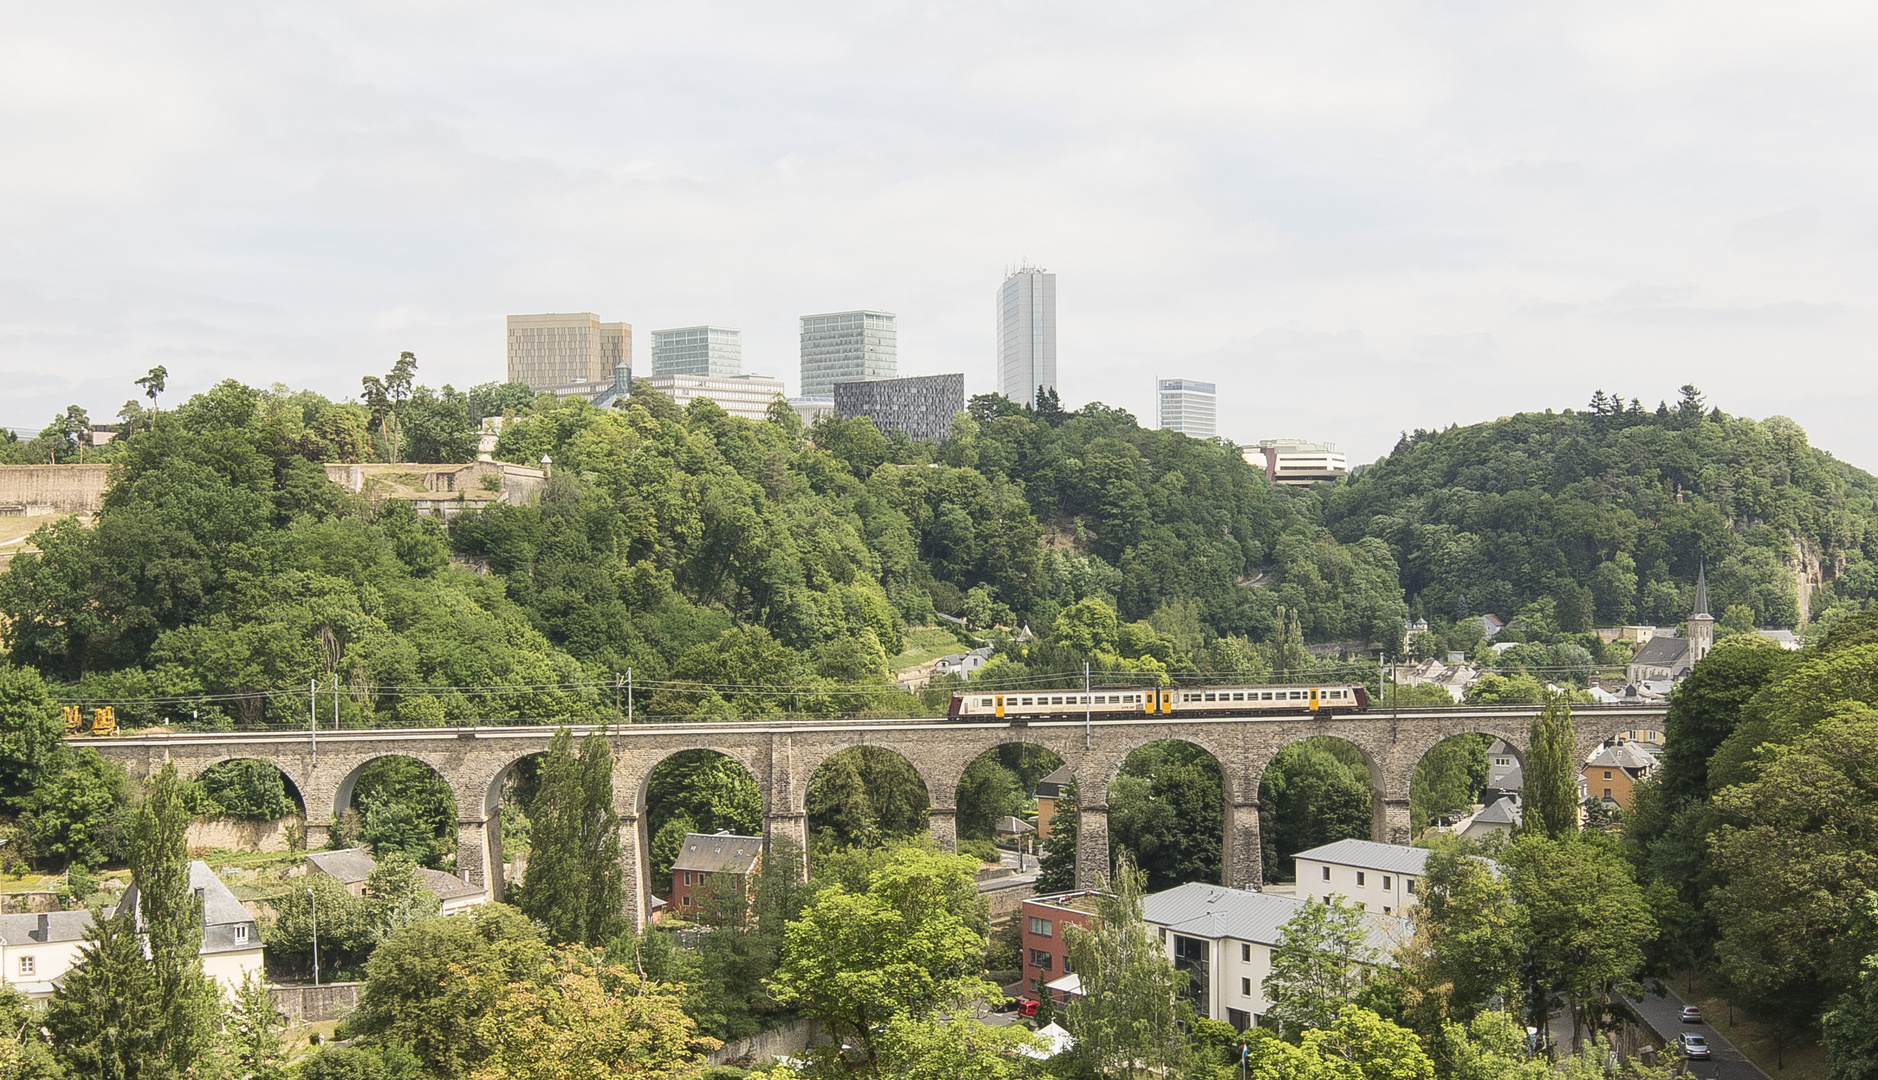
[85,704,1665,928]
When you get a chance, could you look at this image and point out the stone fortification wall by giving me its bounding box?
[185,816,300,854]
[0,465,110,515]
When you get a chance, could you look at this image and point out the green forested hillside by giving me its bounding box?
[1323,386,1878,637]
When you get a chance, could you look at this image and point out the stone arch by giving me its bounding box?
[1100,735,1232,891]
[947,737,1072,859]
[332,750,477,825]
[179,753,310,817]
[1256,732,1388,880]
[1403,730,1521,840]
[797,741,934,855]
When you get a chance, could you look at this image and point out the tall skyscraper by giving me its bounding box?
[799,311,896,400]
[650,326,742,377]
[506,313,630,392]
[1157,379,1217,439]
[997,267,1056,407]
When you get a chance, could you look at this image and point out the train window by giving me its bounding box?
[1290,691,1303,700]
[981,699,994,707]
[1021,698,1033,705]
[1202,693,1213,702]
[1234,692,1245,701]
[1052,696,1064,705]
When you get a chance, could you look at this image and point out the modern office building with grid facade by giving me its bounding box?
[506,313,631,393]
[799,311,896,400]
[645,373,785,423]
[650,326,742,377]
[833,373,964,443]
[997,267,1056,407]
[1157,379,1217,439]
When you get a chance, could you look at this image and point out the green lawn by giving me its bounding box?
[891,626,968,674]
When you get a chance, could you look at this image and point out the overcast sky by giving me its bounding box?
[5,2,1877,469]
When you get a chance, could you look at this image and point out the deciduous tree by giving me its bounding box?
[1264,897,1379,1035]
[1523,695,1577,839]
[520,728,625,946]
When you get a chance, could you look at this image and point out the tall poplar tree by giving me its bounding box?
[131,761,221,1077]
[1035,780,1079,893]
[45,762,219,1079]
[520,728,624,945]
[1524,694,1578,839]
[1064,855,1192,1079]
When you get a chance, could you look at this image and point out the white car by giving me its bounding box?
[1680,1034,1711,1060]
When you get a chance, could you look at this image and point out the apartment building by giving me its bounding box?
[1292,838,1431,916]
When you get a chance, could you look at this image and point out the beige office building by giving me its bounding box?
[506,313,631,392]
[647,374,786,423]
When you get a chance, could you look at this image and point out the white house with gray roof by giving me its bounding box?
[1293,839,1434,915]
[114,860,265,994]
[1143,882,1408,1030]
[0,910,96,998]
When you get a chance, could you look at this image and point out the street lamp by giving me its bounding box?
[307,887,320,987]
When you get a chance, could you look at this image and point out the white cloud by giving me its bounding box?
[2,1,1876,468]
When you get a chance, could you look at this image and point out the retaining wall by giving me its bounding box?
[270,981,360,1024]
[186,816,300,854]
[708,1017,826,1065]
[0,465,110,514]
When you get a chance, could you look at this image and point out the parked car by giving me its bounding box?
[1680,1006,1703,1023]
[1680,1034,1711,1060]
[1015,998,1039,1018]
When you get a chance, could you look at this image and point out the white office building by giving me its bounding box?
[647,373,786,423]
[997,267,1057,407]
[1145,881,1407,1030]
[800,311,896,400]
[1157,379,1217,438]
[1293,838,1434,916]
[1244,439,1351,485]
[650,326,742,378]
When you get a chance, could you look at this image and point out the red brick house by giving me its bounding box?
[1021,891,1103,1003]
[669,831,762,916]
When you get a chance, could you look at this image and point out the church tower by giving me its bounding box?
[1688,563,1714,665]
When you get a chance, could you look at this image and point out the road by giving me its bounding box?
[1626,984,1771,1080]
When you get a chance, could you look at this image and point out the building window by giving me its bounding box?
[1241,943,1251,962]
[1407,878,1416,894]
[1321,866,1330,881]
[1604,771,1613,780]
[16,956,32,976]
[1029,917,1053,937]
[1383,907,1392,915]
[682,895,692,907]
[1382,876,1391,890]
[683,872,692,886]
[1228,1008,1252,1031]
[235,925,249,943]
[1604,788,1613,799]
[1029,949,1054,971]
[1241,977,1252,996]
[1356,872,1366,886]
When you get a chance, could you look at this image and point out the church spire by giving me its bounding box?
[1693,562,1710,618]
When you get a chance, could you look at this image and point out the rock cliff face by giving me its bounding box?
[1793,536,1825,624]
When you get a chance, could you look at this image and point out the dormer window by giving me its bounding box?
[234,925,249,944]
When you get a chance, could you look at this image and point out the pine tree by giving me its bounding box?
[130,760,222,1077]
[1524,694,1578,839]
[1035,780,1079,893]
[521,728,625,945]
[43,910,160,1079]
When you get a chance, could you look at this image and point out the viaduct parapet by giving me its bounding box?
[84,705,1664,928]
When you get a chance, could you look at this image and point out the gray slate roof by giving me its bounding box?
[1630,635,1690,670]
[1587,741,1658,772]
[1292,839,1432,877]
[1034,765,1074,799]
[306,848,377,885]
[1471,797,1522,827]
[116,861,259,955]
[1144,882,1407,955]
[417,867,485,902]
[670,832,762,875]
[0,910,94,946]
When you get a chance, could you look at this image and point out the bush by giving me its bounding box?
[958,838,1000,864]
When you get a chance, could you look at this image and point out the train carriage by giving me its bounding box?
[947,683,1370,723]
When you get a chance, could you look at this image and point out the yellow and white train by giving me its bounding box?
[946,684,1371,723]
